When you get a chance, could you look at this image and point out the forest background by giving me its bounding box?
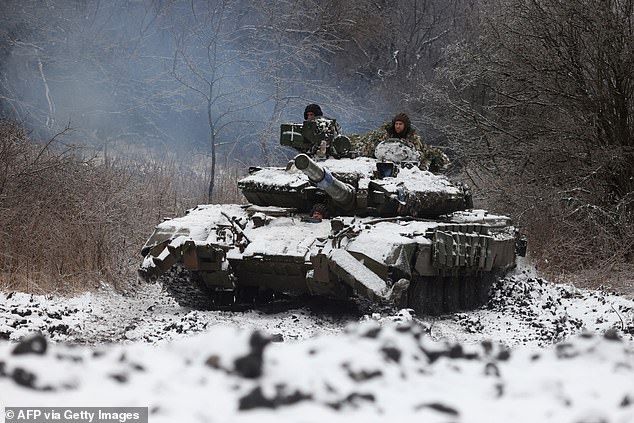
[0,0,632,293]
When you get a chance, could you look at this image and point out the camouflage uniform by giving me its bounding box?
[350,114,449,173]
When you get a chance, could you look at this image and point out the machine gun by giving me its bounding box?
[280,118,352,159]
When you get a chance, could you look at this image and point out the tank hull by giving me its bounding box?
[139,204,521,315]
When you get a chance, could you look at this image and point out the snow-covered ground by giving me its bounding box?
[1,262,633,422]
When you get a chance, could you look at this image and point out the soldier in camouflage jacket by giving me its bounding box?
[350,112,449,173]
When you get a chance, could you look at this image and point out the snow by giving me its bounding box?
[345,221,430,266]
[306,157,377,177]
[150,207,514,273]
[379,166,463,194]
[1,262,634,421]
[149,204,249,246]
[239,167,307,189]
[147,206,343,261]
[238,157,462,196]
[239,158,378,190]
[328,249,388,296]
[234,217,331,260]
[447,209,512,228]
[374,139,421,162]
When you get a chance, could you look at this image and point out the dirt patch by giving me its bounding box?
[548,264,634,299]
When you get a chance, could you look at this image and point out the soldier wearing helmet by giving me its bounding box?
[304,104,323,121]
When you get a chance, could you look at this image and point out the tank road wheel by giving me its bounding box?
[159,265,284,310]
[207,288,237,308]
[235,286,259,305]
[234,287,279,306]
[476,272,495,306]
[407,272,495,316]
[255,289,277,304]
[443,277,461,312]
[459,276,476,310]
[158,265,242,310]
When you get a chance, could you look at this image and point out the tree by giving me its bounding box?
[168,1,255,201]
[319,0,474,114]
[420,0,634,269]
[166,0,374,200]
[0,0,190,152]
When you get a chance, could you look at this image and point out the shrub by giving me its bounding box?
[0,119,244,293]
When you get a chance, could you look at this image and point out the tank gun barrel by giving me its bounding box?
[294,154,355,209]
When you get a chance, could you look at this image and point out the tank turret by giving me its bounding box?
[240,119,472,217]
[139,119,526,316]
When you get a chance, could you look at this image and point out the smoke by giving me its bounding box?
[0,0,390,165]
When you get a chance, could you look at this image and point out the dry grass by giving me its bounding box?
[548,264,634,298]
[0,119,244,293]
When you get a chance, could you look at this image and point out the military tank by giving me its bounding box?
[139,117,527,315]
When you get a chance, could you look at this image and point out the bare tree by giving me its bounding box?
[166,0,380,197]
[237,0,363,164]
[316,0,471,111]
[0,1,180,149]
[419,0,634,270]
[166,1,272,201]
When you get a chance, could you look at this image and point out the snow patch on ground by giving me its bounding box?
[1,322,632,422]
[1,265,634,421]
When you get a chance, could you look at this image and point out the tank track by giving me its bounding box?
[160,265,501,316]
[406,272,497,316]
[158,266,280,310]
[158,266,219,310]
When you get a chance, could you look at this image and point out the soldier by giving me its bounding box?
[302,104,343,156]
[384,112,424,150]
[304,104,323,121]
[309,202,328,220]
[353,112,449,173]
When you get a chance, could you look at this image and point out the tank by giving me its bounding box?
[139,117,527,315]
